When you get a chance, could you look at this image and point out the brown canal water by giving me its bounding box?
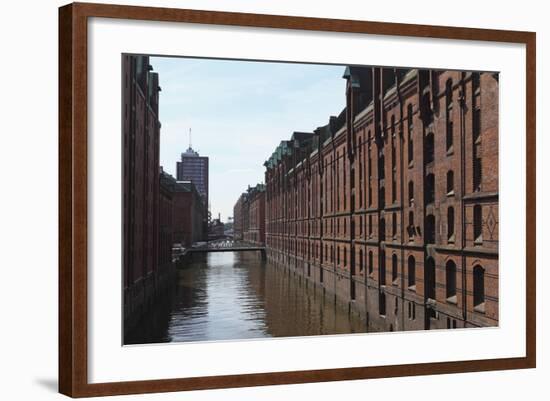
[125,252,366,344]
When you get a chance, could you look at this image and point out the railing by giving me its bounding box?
[188,239,266,253]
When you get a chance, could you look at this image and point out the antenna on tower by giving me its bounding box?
[189,128,192,149]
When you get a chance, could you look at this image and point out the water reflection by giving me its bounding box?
[125,252,366,344]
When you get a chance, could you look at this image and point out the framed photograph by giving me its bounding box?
[59,2,536,397]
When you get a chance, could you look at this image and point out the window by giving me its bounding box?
[425,133,435,163]
[344,218,347,235]
[447,206,455,242]
[368,215,373,237]
[344,248,347,267]
[392,212,397,238]
[407,104,414,163]
[446,260,457,301]
[474,153,482,191]
[447,170,454,195]
[421,92,433,124]
[446,79,454,151]
[379,292,386,316]
[359,249,364,272]
[425,214,436,244]
[392,254,398,284]
[380,217,386,242]
[472,104,481,143]
[379,250,386,285]
[425,174,435,204]
[408,211,414,238]
[408,181,414,206]
[474,204,483,243]
[392,174,397,203]
[379,154,385,179]
[473,265,485,312]
[425,257,436,301]
[368,251,373,275]
[408,256,416,288]
[379,186,385,209]
[391,116,396,167]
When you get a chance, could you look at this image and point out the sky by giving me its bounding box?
[151,56,346,223]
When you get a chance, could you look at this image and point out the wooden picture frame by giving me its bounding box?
[59,2,536,397]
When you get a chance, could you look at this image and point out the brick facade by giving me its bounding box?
[123,55,170,336]
[233,184,266,246]
[264,67,499,331]
[172,180,206,247]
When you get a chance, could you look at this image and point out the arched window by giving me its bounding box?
[447,170,454,194]
[447,206,455,242]
[408,181,414,206]
[473,265,485,311]
[392,254,398,284]
[379,250,386,285]
[368,251,373,275]
[425,132,435,163]
[408,255,416,288]
[474,204,483,243]
[446,260,457,300]
[425,257,436,301]
[392,212,397,238]
[426,173,435,204]
[425,214,436,244]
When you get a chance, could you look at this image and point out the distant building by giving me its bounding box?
[176,146,209,209]
[172,180,206,247]
[233,184,266,246]
[233,193,246,240]
[209,214,225,238]
[176,144,209,235]
[159,168,174,270]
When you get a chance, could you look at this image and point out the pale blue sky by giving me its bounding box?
[151,56,346,222]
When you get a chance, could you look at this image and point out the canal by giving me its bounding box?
[125,252,366,344]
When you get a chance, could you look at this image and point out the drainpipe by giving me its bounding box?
[460,72,468,324]
[347,77,357,304]
[396,69,405,331]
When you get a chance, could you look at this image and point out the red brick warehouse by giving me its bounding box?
[233,184,266,246]
[263,67,498,331]
[122,55,165,334]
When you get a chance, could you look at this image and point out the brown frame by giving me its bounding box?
[59,2,536,397]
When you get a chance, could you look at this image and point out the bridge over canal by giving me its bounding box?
[185,239,266,260]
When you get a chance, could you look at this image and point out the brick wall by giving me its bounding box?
[264,67,499,331]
